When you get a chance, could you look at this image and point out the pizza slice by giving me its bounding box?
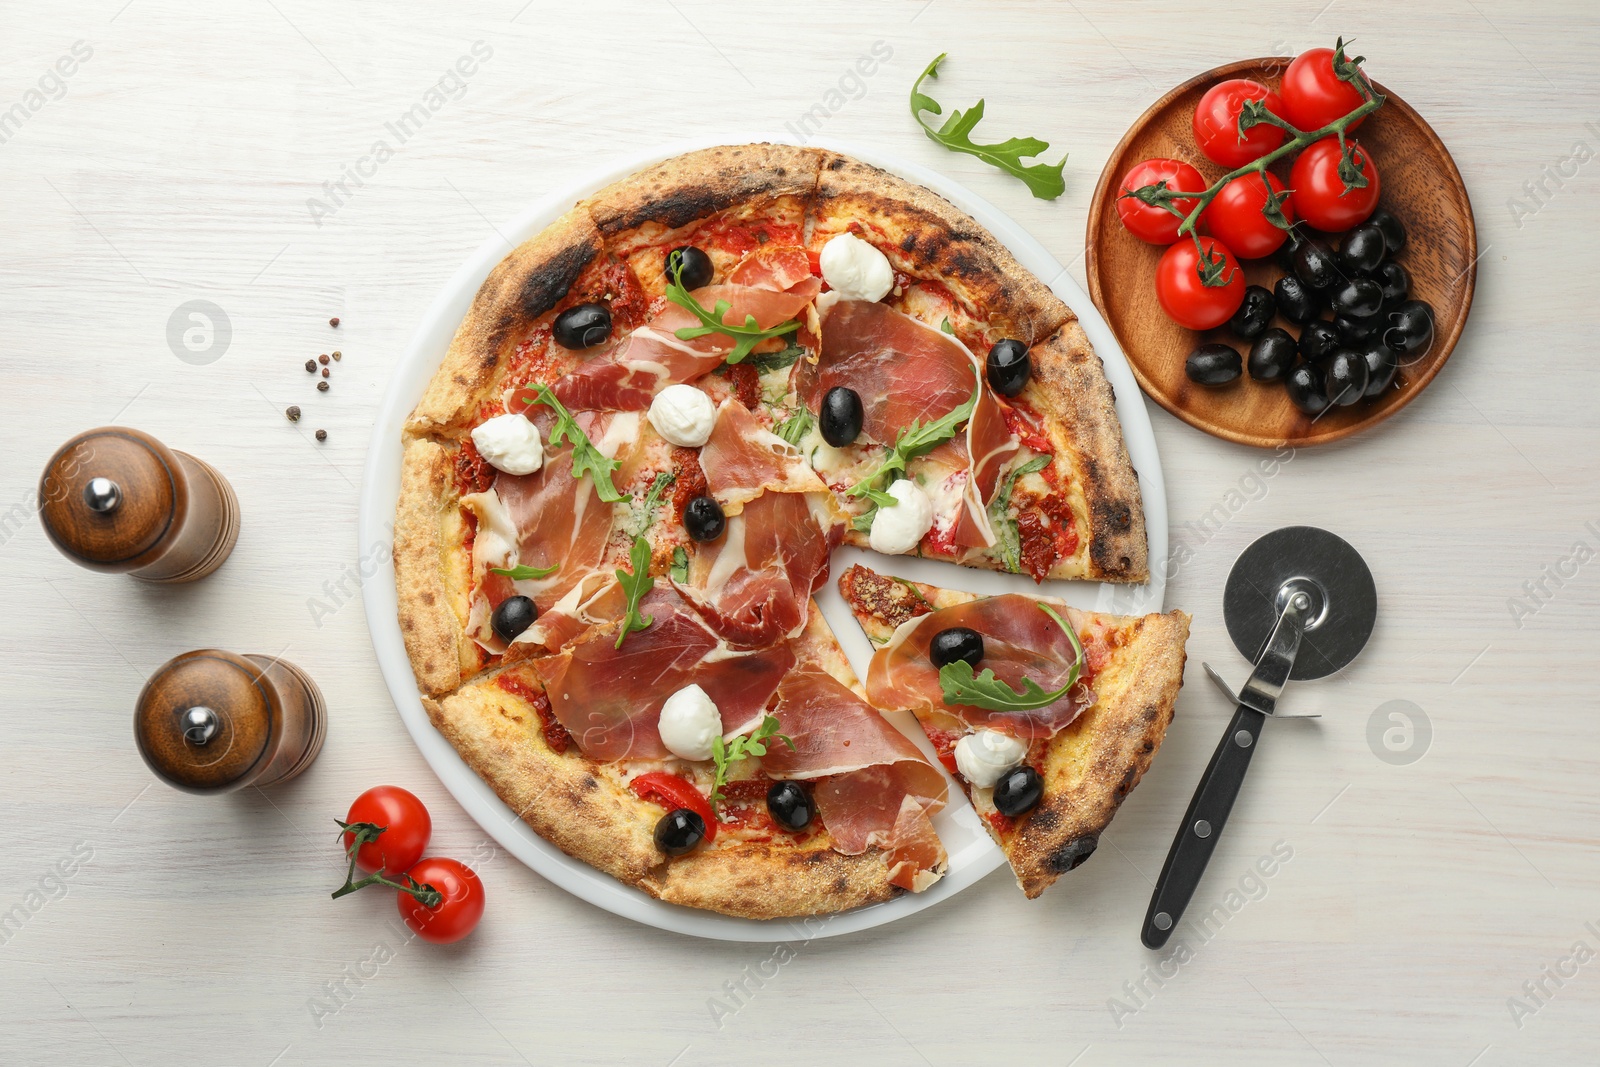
[423,601,949,919]
[839,563,1189,898]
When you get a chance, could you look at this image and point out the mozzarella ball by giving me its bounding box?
[819,232,894,302]
[868,479,935,555]
[657,684,723,762]
[470,413,544,476]
[648,384,717,447]
[954,730,1029,789]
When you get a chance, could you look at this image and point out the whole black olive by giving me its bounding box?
[1298,320,1341,364]
[1185,343,1243,386]
[819,386,864,447]
[491,595,537,643]
[1293,240,1342,289]
[1334,313,1381,344]
[986,339,1030,397]
[552,302,612,350]
[993,765,1043,817]
[665,245,714,289]
[683,495,726,542]
[1360,341,1399,398]
[930,627,984,669]
[1371,260,1409,305]
[1382,299,1435,357]
[1285,362,1330,417]
[1247,328,1297,382]
[1338,224,1387,273]
[1227,285,1276,340]
[1324,348,1371,407]
[1368,208,1406,255]
[1331,276,1384,319]
[766,781,815,832]
[1274,273,1323,326]
[654,808,705,856]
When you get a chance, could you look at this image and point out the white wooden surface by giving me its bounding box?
[3,1,1597,1063]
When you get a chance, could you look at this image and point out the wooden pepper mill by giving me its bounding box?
[135,650,327,794]
[39,426,240,582]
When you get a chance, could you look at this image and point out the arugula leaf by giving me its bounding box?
[633,470,675,537]
[847,368,980,506]
[749,339,807,374]
[488,562,559,580]
[613,535,654,649]
[988,454,1051,573]
[910,53,1067,201]
[940,316,954,335]
[664,261,801,365]
[709,714,795,812]
[526,384,626,503]
[775,408,814,447]
[669,545,690,584]
[938,602,1084,712]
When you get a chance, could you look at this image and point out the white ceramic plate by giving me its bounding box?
[359,137,1167,942]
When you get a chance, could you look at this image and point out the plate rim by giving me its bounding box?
[358,134,1168,941]
[1085,56,1478,449]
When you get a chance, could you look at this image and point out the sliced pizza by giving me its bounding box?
[839,563,1189,898]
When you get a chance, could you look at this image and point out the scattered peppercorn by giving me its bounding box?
[318,354,330,365]
[304,359,316,373]
[321,368,330,378]
[317,381,329,392]
[285,405,301,422]
[315,429,327,442]
[332,351,342,361]
[329,317,340,327]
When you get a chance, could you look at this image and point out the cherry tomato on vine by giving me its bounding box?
[1202,172,1295,259]
[1155,237,1246,331]
[1115,158,1207,245]
[1280,48,1368,133]
[397,857,485,944]
[1193,79,1286,168]
[342,786,431,875]
[1290,137,1381,232]
[630,771,716,841]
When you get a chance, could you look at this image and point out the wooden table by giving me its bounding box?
[3,2,1596,1063]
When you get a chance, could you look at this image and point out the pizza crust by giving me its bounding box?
[581,143,821,237]
[394,436,480,696]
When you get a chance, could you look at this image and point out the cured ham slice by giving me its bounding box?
[760,666,947,884]
[728,244,817,294]
[808,299,1016,548]
[865,594,1095,739]
[534,587,795,762]
[675,490,840,648]
[698,399,826,514]
[551,283,812,411]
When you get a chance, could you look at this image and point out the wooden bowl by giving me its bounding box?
[1086,58,1477,449]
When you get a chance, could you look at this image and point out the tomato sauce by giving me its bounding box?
[495,672,573,755]
[924,728,962,776]
[453,437,496,496]
[670,446,709,524]
[722,362,761,410]
[1017,492,1080,583]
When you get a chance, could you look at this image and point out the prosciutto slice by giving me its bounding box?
[727,243,817,294]
[551,283,812,412]
[675,489,840,648]
[808,299,1017,548]
[761,666,947,886]
[865,594,1095,739]
[534,587,794,761]
[698,399,826,514]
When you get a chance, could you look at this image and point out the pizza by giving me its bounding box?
[394,143,1183,919]
[838,564,1189,897]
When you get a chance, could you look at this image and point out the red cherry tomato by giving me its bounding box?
[630,771,716,841]
[1115,158,1208,245]
[1202,172,1294,259]
[343,786,431,875]
[1155,237,1246,331]
[1193,80,1286,168]
[1280,48,1368,133]
[397,857,485,944]
[1289,137,1380,232]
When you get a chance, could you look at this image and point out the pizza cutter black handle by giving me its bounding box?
[1140,703,1266,949]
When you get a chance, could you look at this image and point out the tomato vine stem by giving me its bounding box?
[330,820,443,908]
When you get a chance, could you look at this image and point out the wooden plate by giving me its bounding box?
[1086,58,1477,449]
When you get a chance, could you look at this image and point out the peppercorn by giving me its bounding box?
[318,354,329,365]
[285,405,301,422]
[317,381,329,392]
[329,317,340,327]
[304,359,316,373]
[315,429,327,442]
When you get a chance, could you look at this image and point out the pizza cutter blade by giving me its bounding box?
[1140,526,1375,949]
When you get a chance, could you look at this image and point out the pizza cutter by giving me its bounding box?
[1140,526,1376,949]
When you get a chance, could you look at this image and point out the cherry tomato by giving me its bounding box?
[1280,48,1368,133]
[343,786,431,875]
[1193,80,1286,168]
[397,857,485,944]
[1202,172,1294,259]
[1155,237,1246,331]
[630,771,716,841]
[1115,158,1207,245]
[1289,137,1381,232]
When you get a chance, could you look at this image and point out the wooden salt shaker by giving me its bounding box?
[134,650,327,794]
[39,426,240,582]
